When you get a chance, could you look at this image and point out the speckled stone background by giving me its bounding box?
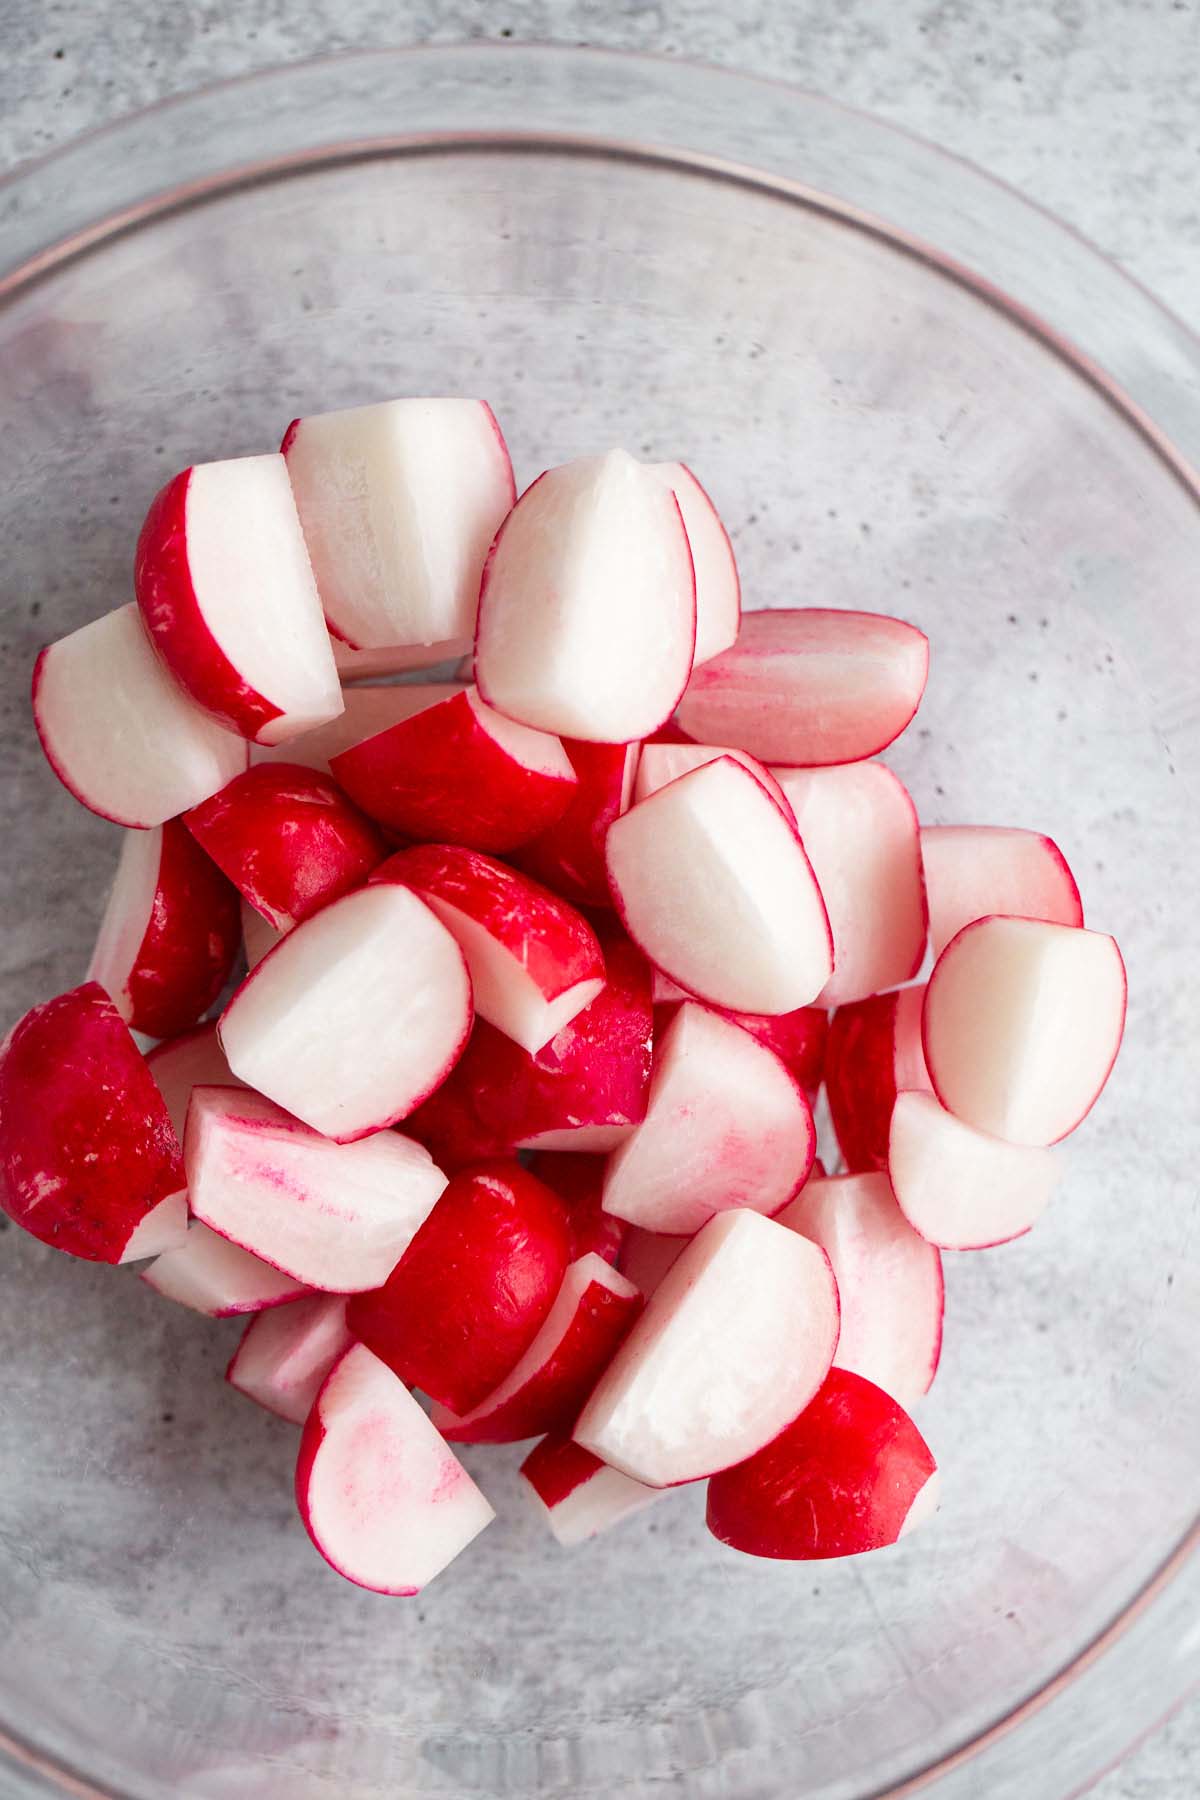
[1,3,1197,1796]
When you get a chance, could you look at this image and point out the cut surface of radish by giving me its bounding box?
[921,825,1084,957]
[520,1435,666,1546]
[333,639,469,682]
[635,740,794,823]
[574,1209,839,1487]
[524,1153,627,1266]
[651,462,740,665]
[922,917,1126,1145]
[32,604,248,828]
[888,1090,1061,1248]
[142,1220,311,1315]
[254,682,464,774]
[617,1226,688,1298]
[283,397,515,649]
[606,756,832,1014]
[145,1021,244,1139]
[219,883,472,1141]
[825,986,930,1171]
[295,1343,494,1594]
[475,450,697,742]
[602,1003,815,1235]
[226,1294,352,1423]
[516,740,640,908]
[241,900,283,971]
[653,974,828,1095]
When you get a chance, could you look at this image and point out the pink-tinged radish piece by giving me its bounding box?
[617,1226,687,1298]
[677,608,929,766]
[706,1368,939,1560]
[88,819,241,1039]
[145,1021,244,1139]
[227,1294,352,1423]
[606,757,832,1013]
[186,1086,445,1292]
[524,1153,627,1266]
[432,1254,643,1444]
[475,450,697,742]
[923,917,1126,1145]
[254,683,464,775]
[334,639,468,682]
[283,398,515,650]
[602,1004,815,1235]
[0,982,185,1263]
[889,1090,1061,1248]
[295,1343,494,1594]
[921,825,1084,958]
[653,973,828,1094]
[776,1172,942,1406]
[332,685,576,853]
[186,763,387,931]
[346,1160,571,1414]
[135,455,341,744]
[142,1221,311,1316]
[520,1435,665,1546]
[651,462,740,665]
[774,763,927,1007]
[241,900,283,971]
[516,741,639,908]
[374,846,604,1054]
[575,1209,839,1487]
[825,986,930,1171]
[219,883,472,1141]
[635,740,794,823]
[32,604,248,828]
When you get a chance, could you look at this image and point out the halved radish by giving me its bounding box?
[606,757,832,1013]
[185,1085,446,1291]
[0,982,185,1263]
[574,1209,839,1487]
[254,682,464,775]
[333,640,468,682]
[475,450,697,742]
[635,740,794,822]
[921,825,1083,958]
[331,684,576,852]
[824,986,930,1171]
[283,397,515,650]
[145,1020,243,1138]
[651,462,740,665]
[922,917,1126,1145]
[431,1254,643,1444]
[241,900,283,971]
[524,1153,627,1266]
[653,973,828,1093]
[32,604,248,827]
[185,763,387,931]
[776,1172,942,1405]
[295,1343,494,1594]
[617,1226,687,1298]
[87,819,241,1038]
[346,1160,571,1414]
[773,762,927,1006]
[226,1294,352,1423]
[520,1435,665,1546]
[889,1089,1061,1248]
[602,1003,815,1235]
[142,1220,311,1315]
[516,740,640,908]
[135,454,342,744]
[219,883,472,1141]
[374,845,604,1054]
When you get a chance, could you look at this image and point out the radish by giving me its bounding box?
[333,639,467,682]
[524,1153,627,1266]
[254,682,464,775]
[922,917,1126,1145]
[617,1226,687,1298]
[824,986,930,1171]
[651,462,740,665]
[283,398,515,650]
[135,454,342,744]
[431,1254,643,1444]
[635,740,794,823]
[776,1172,942,1405]
[652,973,828,1094]
[145,1020,243,1138]
[602,1003,815,1235]
[32,604,248,828]
[921,825,1084,957]
[0,982,186,1263]
[346,1160,571,1414]
[241,900,283,971]
[574,1209,839,1487]
[185,763,387,931]
[87,819,241,1039]
[706,1368,939,1560]
[520,1435,665,1546]
[142,1221,311,1315]
[331,685,577,853]
[295,1343,494,1594]
[218,883,472,1141]
[226,1294,352,1423]
[374,845,604,1054]
[605,757,833,1013]
[516,740,640,909]
[889,1090,1061,1248]
[185,1085,446,1292]
[773,762,927,1006]
[475,450,697,742]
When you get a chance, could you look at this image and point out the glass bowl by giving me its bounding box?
[1,45,1197,1800]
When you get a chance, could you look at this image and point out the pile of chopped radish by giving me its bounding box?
[1,399,1127,1594]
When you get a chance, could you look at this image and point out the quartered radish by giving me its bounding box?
[921,825,1083,958]
[516,740,640,908]
[653,973,829,1095]
[824,986,930,1171]
[635,740,794,823]
[145,1020,243,1139]
[142,1220,311,1315]
[520,1435,666,1546]
[226,1294,353,1423]
[650,462,740,665]
[254,682,464,775]
[888,1089,1061,1249]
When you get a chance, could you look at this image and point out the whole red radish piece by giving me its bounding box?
[516,740,639,908]
[524,1153,627,1265]
[254,682,464,775]
[706,1368,939,1560]
[653,971,828,1093]
[921,824,1083,959]
[650,462,740,665]
[520,1435,666,1546]
[888,1090,1060,1249]
[145,1020,244,1139]
[824,986,929,1171]
[227,1294,352,1424]
[142,1221,311,1316]
[635,740,794,822]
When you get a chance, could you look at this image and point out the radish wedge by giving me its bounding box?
[921,825,1083,958]
[145,1021,244,1139]
[824,986,930,1171]
[635,740,794,823]
[516,741,639,909]
[889,1090,1061,1249]
[520,1436,666,1546]
[226,1295,352,1423]
[142,1221,311,1316]
[653,973,828,1093]
[254,682,464,775]
[651,462,740,666]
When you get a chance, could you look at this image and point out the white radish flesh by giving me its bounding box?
[920,825,1083,958]
[226,1295,353,1423]
[888,1090,1061,1249]
[142,1220,310,1316]
[650,462,740,665]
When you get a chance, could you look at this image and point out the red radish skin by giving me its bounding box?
[525,1153,627,1266]
[431,1254,643,1444]
[145,1021,243,1139]
[706,1369,939,1561]
[635,740,795,824]
[516,741,640,908]
[226,1294,352,1424]
[653,973,828,1094]
[921,825,1083,959]
[651,462,740,666]
[824,986,930,1172]
[88,819,241,1039]
[676,608,930,767]
[346,1160,572,1415]
[142,1220,311,1316]
[888,1090,1061,1250]
[520,1435,666,1546]
[254,682,464,775]
[0,982,185,1263]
